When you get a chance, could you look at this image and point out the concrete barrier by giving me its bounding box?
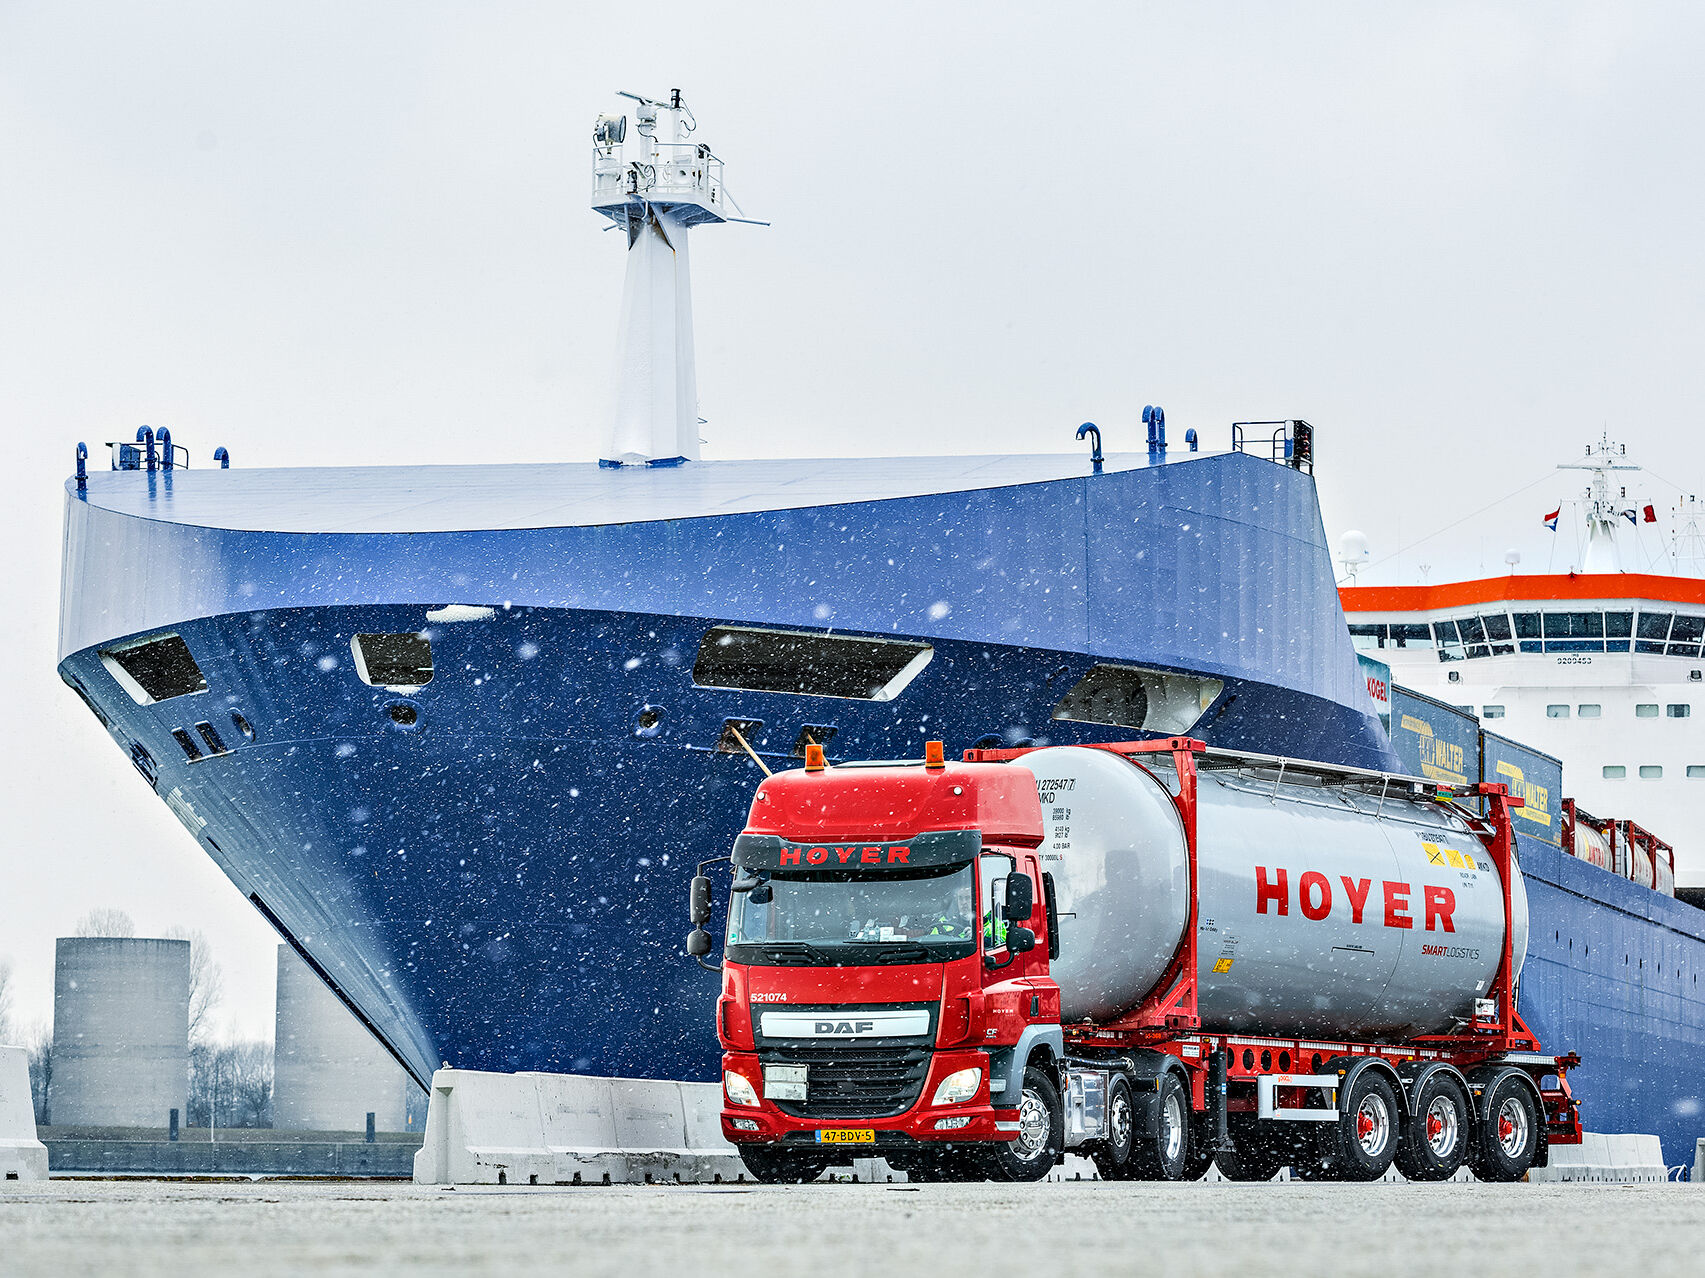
[0,1045,50,1181]
[413,1069,746,1185]
[1528,1131,1668,1184]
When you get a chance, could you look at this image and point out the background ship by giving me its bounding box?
[56,95,1703,1169]
[1343,437,1705,1166]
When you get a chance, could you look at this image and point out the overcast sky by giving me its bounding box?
[3,3,1703,1038]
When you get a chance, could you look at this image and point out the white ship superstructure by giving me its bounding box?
[1342,437,1705,888]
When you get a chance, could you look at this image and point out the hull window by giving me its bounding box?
[99,633,208,705]
[1050,664,1224,734]
[351,633,434,689]
[693,627,932,701]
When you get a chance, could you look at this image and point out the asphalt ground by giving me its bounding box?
[2,1179,1697,1278]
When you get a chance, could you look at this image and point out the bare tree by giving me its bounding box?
[72,908,136,937]
[164,927,223,1044]
[188,1039,272,1128]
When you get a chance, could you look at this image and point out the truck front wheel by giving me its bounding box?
[979,1066,1062,1182]
[737,1146,832,1184]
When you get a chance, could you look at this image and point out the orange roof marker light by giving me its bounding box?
[804,742,826,772]
[924,740,946,770]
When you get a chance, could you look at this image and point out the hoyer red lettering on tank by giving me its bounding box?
[1257,868,1454,932]
[1384,880,1413,929]
[807,847,829,865]
[780,848,801,865]
[1424,885,1457,933]
[1340,876,1371,924]
[887,847,910,864]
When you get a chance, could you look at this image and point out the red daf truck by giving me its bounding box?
[685,738,1582,1183]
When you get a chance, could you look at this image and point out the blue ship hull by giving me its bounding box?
[56,447,1705,1165]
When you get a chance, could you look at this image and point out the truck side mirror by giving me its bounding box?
[689,874,713,925]
[686,928,714,958]
[1008,925,1036,954]
[1003,874,1034,922]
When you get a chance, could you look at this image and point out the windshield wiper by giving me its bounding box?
[867,945,932,964]
[757,942,833,965]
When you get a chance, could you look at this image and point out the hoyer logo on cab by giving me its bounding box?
[1256,867,1457,933]
[778,844,912,866]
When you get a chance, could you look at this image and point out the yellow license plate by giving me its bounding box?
[814,1129,876,1145]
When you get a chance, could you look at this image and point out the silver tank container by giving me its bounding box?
[1022,746,1529,1039]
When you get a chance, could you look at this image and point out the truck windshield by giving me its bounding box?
[726,862,976,963]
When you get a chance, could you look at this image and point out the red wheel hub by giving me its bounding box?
[1498,1114,1515,1142]
[1426,1112,1444,1141]
[1356,1110,1375,1140]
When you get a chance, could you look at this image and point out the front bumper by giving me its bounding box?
[719,1049,1019,1146]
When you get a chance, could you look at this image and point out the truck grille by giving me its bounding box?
[759,1042,933,1120]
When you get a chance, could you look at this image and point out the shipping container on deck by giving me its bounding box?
[1481,732,1563,863]
[1389,686,1480,789]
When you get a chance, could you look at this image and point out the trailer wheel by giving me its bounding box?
[1123,1072,1192,1181]
[979,1066,1062,1182]
[1394,1075,1470,1182]
[1215,1118,1289,1182]
[1308,1071,1399,1181]
[737,1146,831,1184]
[1467,1075,1539,1183]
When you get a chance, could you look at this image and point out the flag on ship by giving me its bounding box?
[1543,506,1560,531]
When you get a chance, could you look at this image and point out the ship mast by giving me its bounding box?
[1557,433,1640,573]
[591,90,752,468]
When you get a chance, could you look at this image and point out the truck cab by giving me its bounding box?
[686,743,1065,1183]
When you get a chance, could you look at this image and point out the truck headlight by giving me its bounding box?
[931,1067,982,1105]
[724,1069,761,1108]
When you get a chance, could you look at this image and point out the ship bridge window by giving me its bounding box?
[1512,612,1544,653]
[1482,705,1505,718]
[1388,623,1434,649]
[99,633,208,705]
[1348,624,1386,651]
[1667,615,1703,657]
[1051,664,1224,734]
[1604,766,1626,779]
[1636,703,1659,718]
[1687,766,1705,779]
[1546,704,1569,718]
[1640,765,1663,779]
[693,627,933,701]
[1635,612,1672,654]
[1480,613,1515,655]
[351,633,434,689]
[1667,704,1691,718]
[1577,704,1602,718]
[1543,612,1604,653]
[1605,612,1633,638]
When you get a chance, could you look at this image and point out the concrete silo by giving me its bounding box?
[273,946,420,1132]
[50,937,189,1128]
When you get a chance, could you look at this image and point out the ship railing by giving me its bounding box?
[593,142,725,213]
[1232,419,1314,474]
[107,438,190,471]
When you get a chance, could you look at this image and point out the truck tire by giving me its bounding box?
[1395,1074,1471,1182]
[1215,1118,1289,1182]
[1467,1074,1539,1182]
[1123,1072,1192,1181]
[737,1146,832,1184]
[1179,1112,1217,1181]
[1090,1075,1137,1180]
[979,1066,1062,1182]
[1307,1071,1400,1182]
